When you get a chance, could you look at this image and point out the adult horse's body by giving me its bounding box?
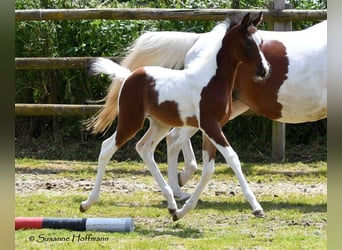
[166,20,327,198]
[123,20,327,124]
[81,13,271,220]
[87,19,326,200]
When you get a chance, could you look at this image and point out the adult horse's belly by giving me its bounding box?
[276,42,327,123]
[276,80,327,123]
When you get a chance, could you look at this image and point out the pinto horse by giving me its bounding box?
[86,18,326,201]
[81,12,271,220]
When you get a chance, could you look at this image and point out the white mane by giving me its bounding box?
[185,22,229,69]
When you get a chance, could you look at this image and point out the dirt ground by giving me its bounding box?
[15,170,327,198]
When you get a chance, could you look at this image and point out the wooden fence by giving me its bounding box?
[15,8,326,22]
[15,6,327,161]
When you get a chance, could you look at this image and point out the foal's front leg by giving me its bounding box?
[172,149,215,220]
[172,134,216,221]
[166,127,198,200]
[167,100,250,191]
[172,124,264,221]
[204,135,264,217]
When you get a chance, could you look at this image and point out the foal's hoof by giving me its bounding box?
[172,213,180,222]
[79,204,86,213]
[168,209,180,221]
[252,210,265,218]
[168,208,176,215]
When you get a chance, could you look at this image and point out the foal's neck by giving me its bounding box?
[214,35,240,91]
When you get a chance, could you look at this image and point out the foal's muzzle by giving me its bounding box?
[255,63,271,82]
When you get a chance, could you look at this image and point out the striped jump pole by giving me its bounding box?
[15,217,134,232]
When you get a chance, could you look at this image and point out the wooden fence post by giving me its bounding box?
[271,0,292,162]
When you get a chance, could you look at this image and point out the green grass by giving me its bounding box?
[15,159,327,249]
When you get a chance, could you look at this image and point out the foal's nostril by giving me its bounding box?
[261,68,266,76]
[256,67,266,77]
[255,65,271,82]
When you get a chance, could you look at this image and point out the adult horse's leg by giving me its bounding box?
[166,127,198,200]
[136,119,178,213]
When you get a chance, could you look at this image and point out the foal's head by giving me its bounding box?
[225,12,271,82]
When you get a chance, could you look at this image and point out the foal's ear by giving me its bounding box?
[252,12,263,27]
[239,12,251,31]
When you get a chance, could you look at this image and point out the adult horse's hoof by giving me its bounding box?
[79,204,86,213]
[253,210,265,218]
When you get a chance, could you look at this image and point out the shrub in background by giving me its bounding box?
[15,0,326,162]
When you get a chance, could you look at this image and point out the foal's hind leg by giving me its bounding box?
[80,132,119,212]
[80,104,145,212]
[136,119,178,213]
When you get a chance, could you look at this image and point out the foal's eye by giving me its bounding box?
[244,40,253,49]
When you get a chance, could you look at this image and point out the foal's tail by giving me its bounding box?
[87,31,200,134]
[89,57,131,80]
[85,58,131,134]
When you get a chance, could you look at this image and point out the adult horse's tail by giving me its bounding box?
[87,31,200,134]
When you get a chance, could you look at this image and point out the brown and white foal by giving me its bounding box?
[81,12,270,220]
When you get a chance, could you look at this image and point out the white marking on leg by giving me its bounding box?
[81,132,118,211]
[216,145,263,213]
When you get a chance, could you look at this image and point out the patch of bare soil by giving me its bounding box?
[15,172,326,198]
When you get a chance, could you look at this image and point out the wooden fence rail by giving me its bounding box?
[15,104,102,116]
[14,103,258,117]
[15,8,326,22]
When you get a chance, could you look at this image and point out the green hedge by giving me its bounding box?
[15,0,327,162]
